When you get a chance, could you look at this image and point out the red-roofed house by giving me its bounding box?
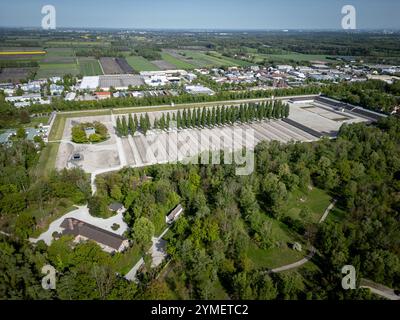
[95,91,111,100]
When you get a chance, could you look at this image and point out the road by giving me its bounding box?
[319,199,337,223]
[125,227,170,282]
[360,278,400,300]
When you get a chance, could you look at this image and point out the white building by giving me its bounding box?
[185,85,214,95]
[65,92,76,101]
[277,65,294,73]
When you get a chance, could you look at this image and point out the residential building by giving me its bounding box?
[60,218,129,253]
[166,204,183,224]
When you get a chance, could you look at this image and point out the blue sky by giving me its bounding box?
[0,0,399,29]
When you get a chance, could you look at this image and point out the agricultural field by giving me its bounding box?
[36,48,79,78]
[99,57,133,74]
[0,47,46,60]
[36,63,79,79]
[41,48,75,63]
[115,57,134,73]
[0,67,35,82]
[125,55,160,72]
[151,59,177,70]
[160,52,196,69]
[78,57,103,76]
[173,49,252,68]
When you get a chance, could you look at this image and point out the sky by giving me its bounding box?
[0,0,399,30]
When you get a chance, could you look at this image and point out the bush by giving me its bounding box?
[71,121,108,144]
[89,133,102,143]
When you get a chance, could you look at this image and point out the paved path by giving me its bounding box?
[360,279,400,300]
[270,200,336,273]
[0,230,11,237]
[29,205,128,245]
[125,227,170,282]
[270,246,316,273]
[319,200,337,223]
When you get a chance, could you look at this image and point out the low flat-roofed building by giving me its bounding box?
[5,93,41,103]
[99,74,144,90]
[185,85,214,95]
[60,218,129,253]
[80,76,100,90]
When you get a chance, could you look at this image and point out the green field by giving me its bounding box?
[44,48,75,57]
[125,55,160,72]
[34,142,60,178]
[36,63,79,78]
[160,52,196,69]
[36,47,79,78]
[179,50,252,68]
[78,57,103,76]
[112,245,142,275]
[284,187,332,223]
[247,243,307,270]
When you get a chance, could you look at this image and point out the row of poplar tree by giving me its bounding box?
[115,100,289,136]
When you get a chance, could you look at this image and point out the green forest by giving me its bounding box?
[1,115,399,299]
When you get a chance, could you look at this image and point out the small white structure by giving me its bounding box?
[185,85,214,95]
[166,204,183,224]
[65,92,76,101]
[292,242,302,252]
[84,127,96,136]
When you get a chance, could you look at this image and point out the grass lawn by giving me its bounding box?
[125,55,160,72]
[326,206,347,224]
[160,52,196,69]
[284,187,332,223]
[245,214,308,270]
[78,57,103,76]
[48,115,67,141]
[112,245,142,275]
[247,244,306,270]
[24,116,49,128]
[34,142,60,178]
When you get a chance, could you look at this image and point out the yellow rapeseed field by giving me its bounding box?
[0,51,46,55]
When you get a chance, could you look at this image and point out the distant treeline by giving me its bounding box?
[27,86,320,114]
